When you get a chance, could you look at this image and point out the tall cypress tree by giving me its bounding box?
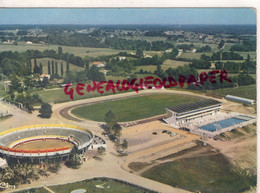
[61,62,64,77]
[66,62,69,71]
[55,61,58,75]
[39,63,43,74]
[48,61,51,75]
[33,58,38,74]
[51,60,54,75]
[28,60,32,72]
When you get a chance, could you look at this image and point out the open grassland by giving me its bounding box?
[31,84,116,104]
[235,51,256,60]
[71,94,200,122]
[206,84,256,100]
[31,58,84,75]
[161,59,190,70]
[135,65,157,73]
[17,178,150,193]
[133,59,190,73]
[142,154,256,193]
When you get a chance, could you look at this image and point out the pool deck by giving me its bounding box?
[170,112,256,138]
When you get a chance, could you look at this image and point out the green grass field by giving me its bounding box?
[17,178,150,193]
[206,84,256,100]
[142,154,255,193]
[31,58,84,76]
[71,93,201,122]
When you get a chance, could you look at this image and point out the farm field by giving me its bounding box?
[142,154,255,193]
[0,42,163,58]
[161,59,190,70]
[31,58,84,75]
[0,43,124,57]
[71,93,201,122]
[17,178,149,193]
[178,52,212,60]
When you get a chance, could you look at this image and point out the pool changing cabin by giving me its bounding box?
[164,99,222,125]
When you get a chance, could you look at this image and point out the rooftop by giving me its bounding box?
[167,98,221,114]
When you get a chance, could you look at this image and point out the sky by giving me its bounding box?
[0,8,256,25]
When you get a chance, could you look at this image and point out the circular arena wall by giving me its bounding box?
[0,124,93,158]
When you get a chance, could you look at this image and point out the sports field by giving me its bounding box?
[71,94,201,122]
[17,178,153,193]
[142,154,256,193]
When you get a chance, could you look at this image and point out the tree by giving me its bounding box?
[39,103,52,118]
[97,147,106,156]
[51,60,54,75]
[33,58,41,74]
[65,146,82,169]
[218,40,225,49]
[9,75,22,93]
[112,123,122,138]
[61,62,64,77]
[39,63,43,74]
[48,61,51,75]
[121,139,128,150]
[104,110,116,133]
[28,60,32,72]
[136,49,143,58]
[55,62,58,75]
[58,46,63,57]
[66,62,69,71]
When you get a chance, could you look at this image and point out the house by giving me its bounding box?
[92,62,105,68]
[39,74,51,81]
[119,56,126,61]
[26,41,33,45]
[192,48,197,53]
[165,48,173,53]
[144,54,152,58]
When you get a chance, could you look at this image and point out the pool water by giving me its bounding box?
[199,117,249,132]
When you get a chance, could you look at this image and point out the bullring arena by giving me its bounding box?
[0,124,93,159]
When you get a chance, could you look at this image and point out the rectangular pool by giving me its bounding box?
[199,117,252,132]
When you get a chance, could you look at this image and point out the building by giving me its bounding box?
[39,74,51,81]
[92,62,105,68]
[225,95,254,105]
[118,56,126,61]
[164,99,222,125]
[26,41,33,45]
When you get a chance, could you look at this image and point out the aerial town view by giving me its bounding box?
[0,8,257,193]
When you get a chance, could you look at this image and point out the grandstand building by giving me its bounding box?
[164,99,222,125]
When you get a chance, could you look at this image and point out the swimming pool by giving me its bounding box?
[199,117,252,132]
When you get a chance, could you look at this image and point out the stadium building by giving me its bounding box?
[164,99,222,125]
[0,124,93,160]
